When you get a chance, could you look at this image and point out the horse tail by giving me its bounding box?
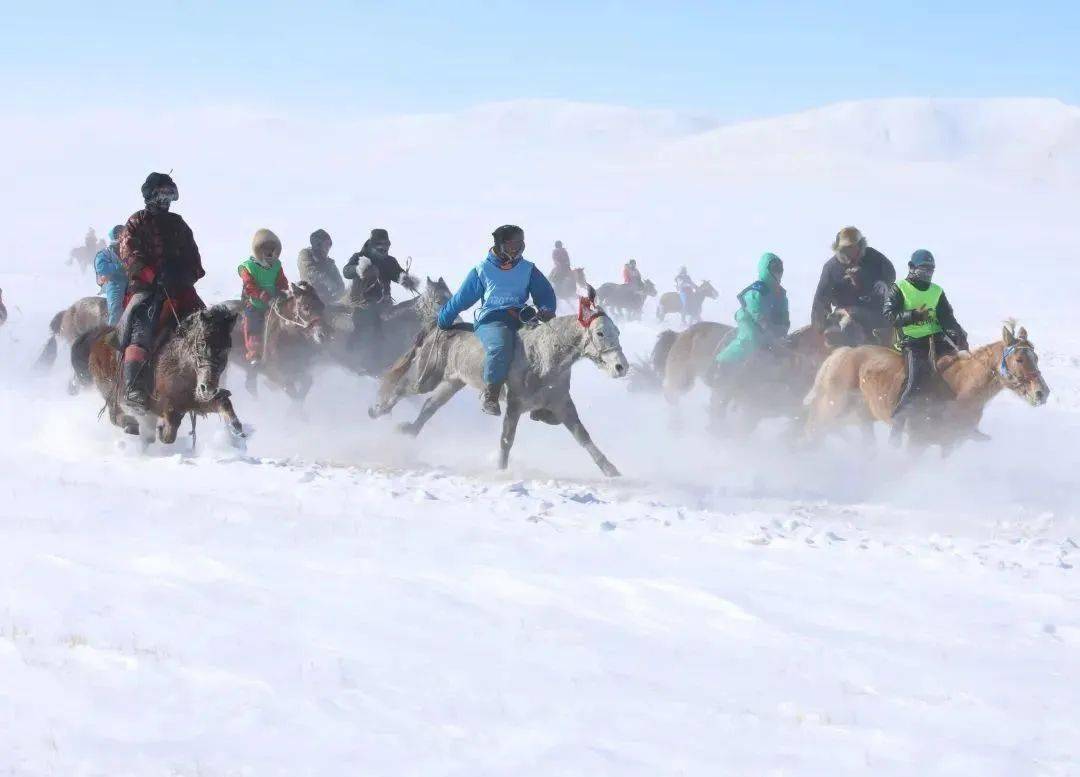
[651,329,679,375]
[70,325,109,389]
[34,309,66,369]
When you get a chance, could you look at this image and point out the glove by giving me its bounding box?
[537,308,555,322]
[401,274,419,293]
[908,305,930,324]
[873,280,890,297]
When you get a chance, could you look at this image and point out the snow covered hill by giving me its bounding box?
[2,97,1080,774]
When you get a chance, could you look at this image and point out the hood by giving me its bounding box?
[757,252,781,284]
[251,229,282,262]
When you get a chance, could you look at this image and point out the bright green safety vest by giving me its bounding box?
[897,279,943,339]
[238,257,282,310]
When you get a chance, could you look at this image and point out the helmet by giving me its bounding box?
[909,249,935,269]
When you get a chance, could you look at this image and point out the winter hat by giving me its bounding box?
[909,249,935,268]
[251,229,282,262]
[108,224,124,242]
[310,228,331,245]
[141,172,178,203]
[493,225,524,244]
[832,226,866,251]
[369,228,390,243]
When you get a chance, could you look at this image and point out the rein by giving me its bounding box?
[271,297,321,331]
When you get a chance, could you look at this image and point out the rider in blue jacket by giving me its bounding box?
[94,224,127,325]
[438,225,557,416]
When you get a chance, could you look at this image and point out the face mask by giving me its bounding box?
[911,266,934,283]
[498,239,525,262]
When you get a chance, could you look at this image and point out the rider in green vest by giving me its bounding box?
[883,249,968,426]
[238,229,289,365]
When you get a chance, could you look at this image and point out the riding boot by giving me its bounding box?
[481,382,503,416]
[122,357,150,413]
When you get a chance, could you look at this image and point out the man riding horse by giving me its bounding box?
[437,224,557,416]
[811,226,896,346]
[94,224,127,325]
[297,228,345,304]
[342,228,418,348]
[118,172,206,412]
[623,259,644,291]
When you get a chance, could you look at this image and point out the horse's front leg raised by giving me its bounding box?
[398,379,464,437]
[498,400,523,470]
[557,398,620,477]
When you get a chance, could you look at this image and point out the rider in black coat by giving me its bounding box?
[811,226,896,344]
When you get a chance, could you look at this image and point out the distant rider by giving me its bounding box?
[675,266,697,311]
[811,226,896,344]
[623,259,643,290]
[297,228,344,304]
[437,225,557,416]
[94,224,127,325]
[239,229,289,365]
[117,172,205,411]
[883,249,968,433]
[342,228,418,347]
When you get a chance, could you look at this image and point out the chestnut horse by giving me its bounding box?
[73,305,244,445]
[804,322,1049,449]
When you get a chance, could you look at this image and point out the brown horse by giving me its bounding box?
[73,305,244,445]
[804,322,1049,449]
[230,282,329,403]
[36,296,108,369]
[656,281,718,324]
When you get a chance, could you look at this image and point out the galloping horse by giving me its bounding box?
[369,289,630,476]
[804,321,1049,450]
[549,266,588,308]
[230,282,329,403]
[36,296,108,370]
[596,279,657,320]
[656,281,717,324]
[72,305,245,446]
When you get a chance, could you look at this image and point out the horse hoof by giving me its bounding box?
[396,422,418,437]
[602,465,622,478]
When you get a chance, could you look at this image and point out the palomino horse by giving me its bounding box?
[369,290,630,476]
[230,282,329,403]
[804,322,1050,449]
[596,279,657,320]
[72,305,245,446]
[36,296,108,370]
[656,281,718,324]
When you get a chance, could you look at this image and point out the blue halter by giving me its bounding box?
[998,343,1033,385]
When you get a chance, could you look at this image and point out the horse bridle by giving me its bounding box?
[271,296,322,331]
[997,343,1041,390]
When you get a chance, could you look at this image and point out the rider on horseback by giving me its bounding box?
[712,253,790,379]
[675,266,698,312]
[95,225,127,325]
[884,249,968,428]
[623,259,643,290]
[812,226,896,345]
[239,229,289,365]
[117,172,205,412]
[342,228,418,347]
[297,229,345,304]
[437,225,557,416]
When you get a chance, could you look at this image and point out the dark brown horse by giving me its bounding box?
[73,305,244,446]
[230,282,329,403]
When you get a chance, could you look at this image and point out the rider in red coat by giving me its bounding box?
[117,172,206,411]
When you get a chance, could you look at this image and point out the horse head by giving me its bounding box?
[186,305,238,401]
[823,307,868,347]
[998,322,1049,406]
[578,287,628,378]
[642,279,657,297]
[281,282,328,344]
[699,280,718,299]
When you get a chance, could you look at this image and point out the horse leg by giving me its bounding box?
[244,364,259,397]
[209,394,246,438]
[557,398,620,477]
[399,379,464,437]
[498,400,522,470]
[158,410,184,445]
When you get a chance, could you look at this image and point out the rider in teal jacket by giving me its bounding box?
[714,252,790,365]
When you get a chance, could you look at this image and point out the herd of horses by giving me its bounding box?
[31,271,1050,476]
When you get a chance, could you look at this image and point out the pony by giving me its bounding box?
[36,296,108,370]
[369,290,630,476]
[804,321,1049,450]
[595,279,657,320]
[656,281,718,324]
[72,305,245,446]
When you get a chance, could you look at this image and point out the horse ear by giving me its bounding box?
[1017,326,1028,342]
[289,282,301,295]
[586,284,597,303]
[1002,325,1015,345]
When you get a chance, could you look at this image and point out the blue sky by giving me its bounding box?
[7,0,1079,120]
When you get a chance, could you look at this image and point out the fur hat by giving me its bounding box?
[832,226,866,251]
[310,228,331,245]
[141,172,178,203]
[251,228,282,261]
[369,228,390,243]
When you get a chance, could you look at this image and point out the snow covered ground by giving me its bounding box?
[2,99,1079,775]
